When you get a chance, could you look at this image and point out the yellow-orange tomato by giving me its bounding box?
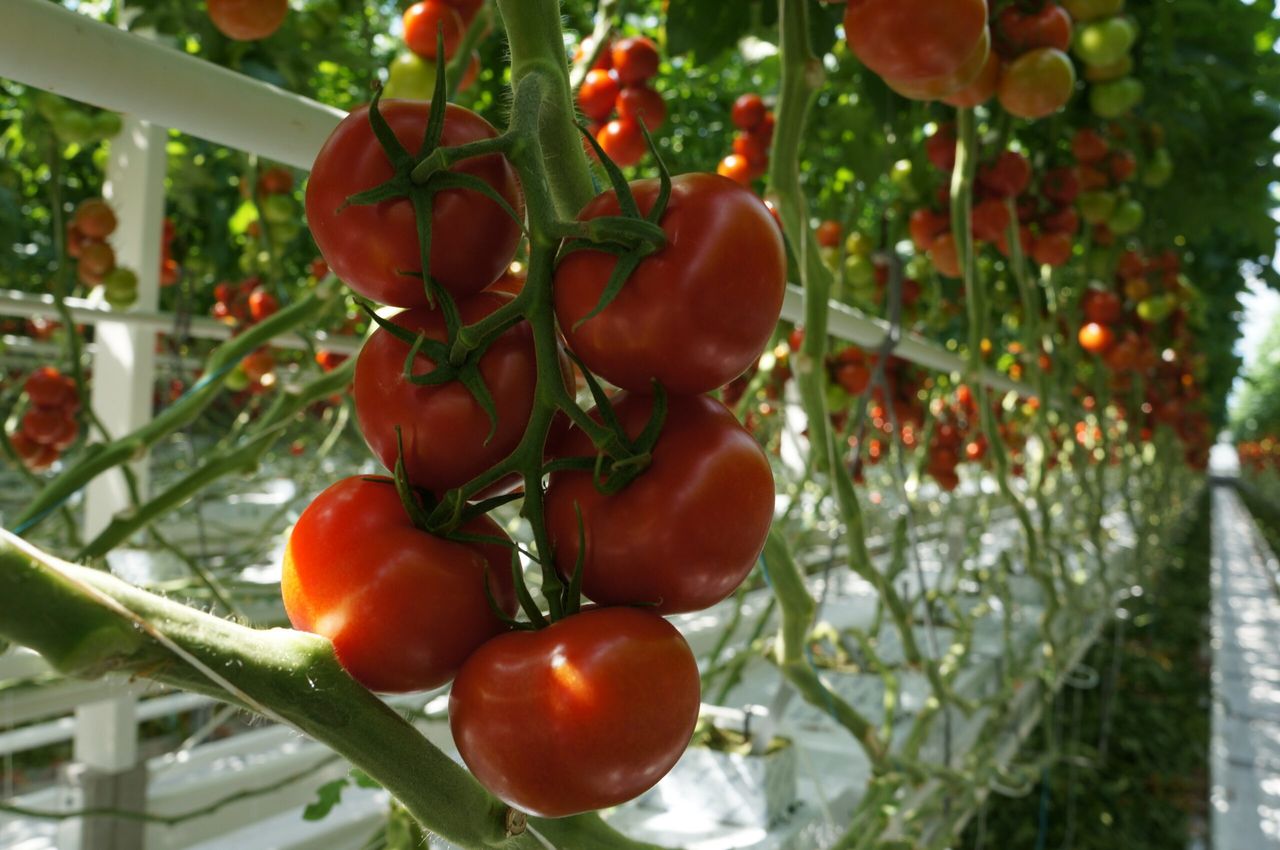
[998,48,1077,119]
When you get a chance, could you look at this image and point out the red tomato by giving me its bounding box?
[449,607,700,817]
[79,242,116,276]
[282,476,517,693]
[248,290,279,322]
[970,197,1012,243]
[942,49,1002,108]
[817,220,843,248]
[882,29,992,101]
[555,173,786,394]
[403,0,463,60]
[997,4,1073,54]
[1072,128,1109,164]
[925,124,957,171]
[545,393,774,614]
[21,408,66,446]
[1078,321,1115,354]
[73,199,117,239]
[47,416,78,452]
[578,69,621,122]
[25,367,73,409]
[257,167,293,195]
[1040,166,1080,205]
[595,118,647,168]
[930,233,962,278]
[732,132,770,170]
[1040,205,1080,235]
[616,85,667,132]
[241,351,275,384]
[305,101,523,308]
[978,151,1032,198]
[844,0,989,87]
[611,36,660,85]
[909,208,950,251]
[354,292,538,494]
[1031,232,1073,267]
[731,93,766,130]
[441,0,484,24]
[997,48,1076,120]
[207,0,287,40]
[1109,150,1137,183]
[1082,289,1124,324]
[716,154,754,186]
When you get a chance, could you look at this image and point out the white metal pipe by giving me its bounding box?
[0,290,363,356]
[0,0,343,171]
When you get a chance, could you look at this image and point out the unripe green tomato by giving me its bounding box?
[1143,148,1173,188]
[1089,77,1144,118]
[905,255,930,281]
[890,159,918,201]
[1078,190,1117,225]
[261,194,296,225]
[224,366,251,392]
[92,111,123,139]
[826,384,850,411]
[385,52,438,101]
[1063,0,1125,23]
[52,110,95,145]
[820,246,839,269]
[270,220,302,243]
[1136,294,1173,323]
[1108,199,1144,235]
[845,253,876,289]
[1084,54,1132,83]
[845,231,873,259]
[1074,18,1136,68]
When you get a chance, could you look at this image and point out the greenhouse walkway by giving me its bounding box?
[1210,445,1280,849]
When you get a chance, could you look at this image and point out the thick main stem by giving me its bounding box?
[494,0,595,218]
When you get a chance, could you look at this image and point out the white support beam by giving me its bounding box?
[0,0,343,171]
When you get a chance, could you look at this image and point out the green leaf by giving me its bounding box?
[302,777,348,821]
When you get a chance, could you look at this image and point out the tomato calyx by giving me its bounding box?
[338,64,523,311]
[557,122,673,328]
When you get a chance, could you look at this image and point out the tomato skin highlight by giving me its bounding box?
[545,393,774,614]
[282,476,516,693]
[554,173,786,395]
[305,101,523,308]
[449,607,701,818]
[354,292,538,494]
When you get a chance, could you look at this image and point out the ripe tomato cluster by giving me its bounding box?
[717,93,775,187]
[1239,439,1280,474]
[10,367,80,473]
[292,90,790,817]
[159,218,181,288]
[210,277,282,393]
[67,198,138,309]
[578,36,666,168]
[984,3,1076,118]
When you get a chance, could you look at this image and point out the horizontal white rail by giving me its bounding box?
[0,0,1034,399]
[0,0,342,170]
[0,290,363,355]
